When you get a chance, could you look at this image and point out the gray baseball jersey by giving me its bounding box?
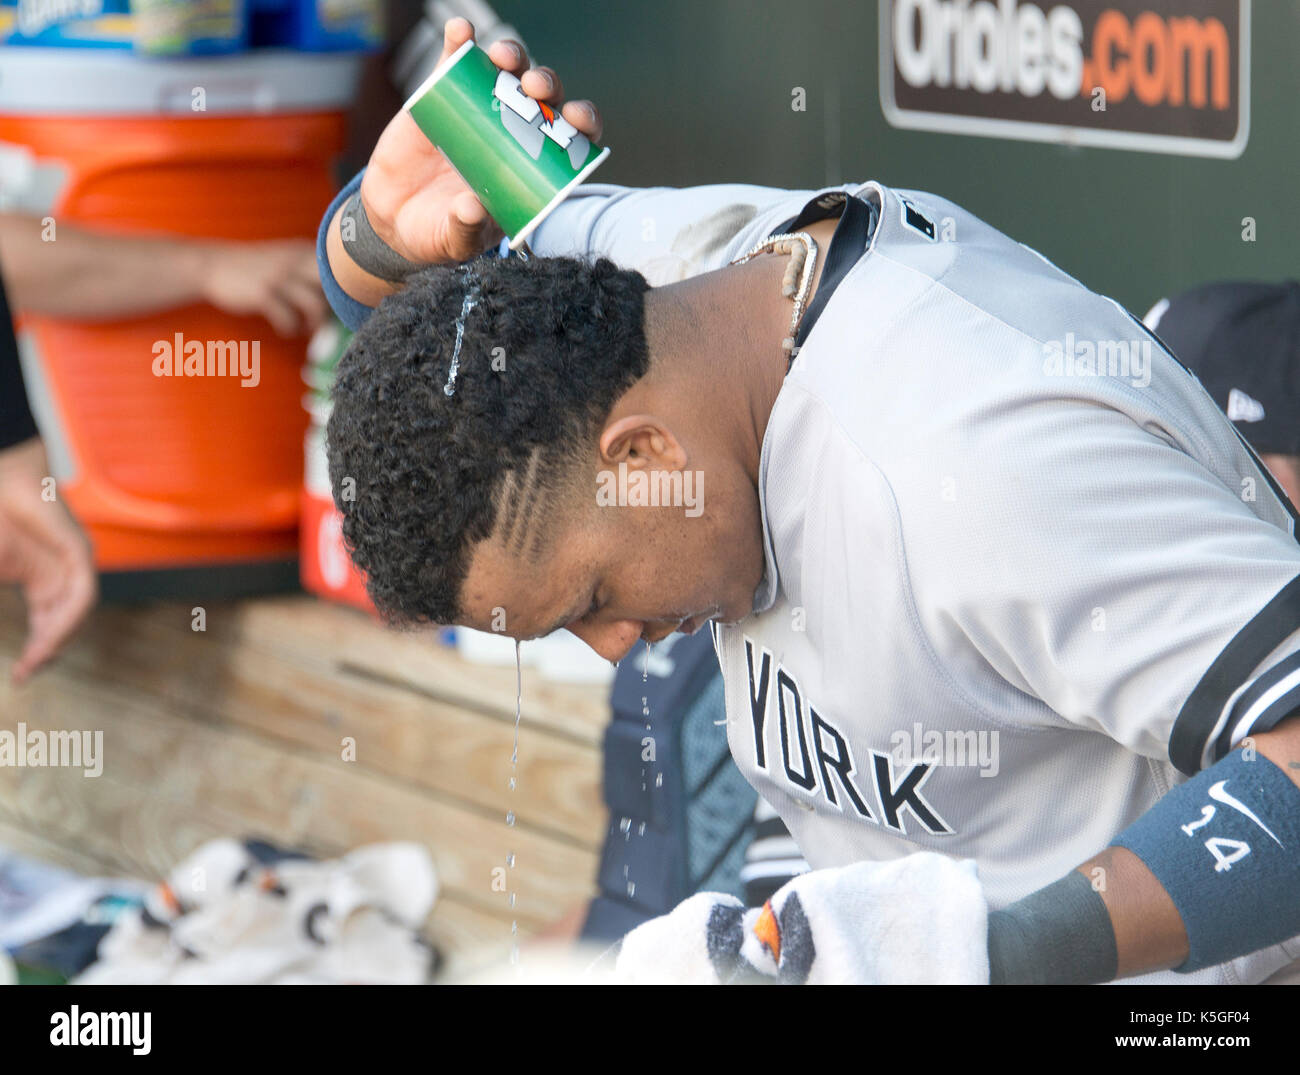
[531,180,1300,985]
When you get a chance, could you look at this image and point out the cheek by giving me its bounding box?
[617,515,700,596]
[675,519,740,599]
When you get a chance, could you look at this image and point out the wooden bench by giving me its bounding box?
[0,588,610,978]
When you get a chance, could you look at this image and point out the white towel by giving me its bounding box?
[615,852,990,985]
[76,840,438,985]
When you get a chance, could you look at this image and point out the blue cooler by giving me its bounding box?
[1,0,249,54]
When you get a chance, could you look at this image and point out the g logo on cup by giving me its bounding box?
[493,70,591,170]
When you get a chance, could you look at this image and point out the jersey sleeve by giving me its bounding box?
[902,396,1300,777]
[527,181,836,283]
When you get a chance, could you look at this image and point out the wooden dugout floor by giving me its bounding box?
[0,588,609,979]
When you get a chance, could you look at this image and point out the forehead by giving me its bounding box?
[459,528,591,640]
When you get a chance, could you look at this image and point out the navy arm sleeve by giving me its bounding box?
[315,168,376,334]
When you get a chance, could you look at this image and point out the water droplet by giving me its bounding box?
[506,641,523,959]
[626,881,636,898]
[513,643,522,740]
[655,773,663,787]
[642,641,652,682]
[638,821,646,836]
[442,267,481,397]
[623,865,629,878]
[619,817,631,834]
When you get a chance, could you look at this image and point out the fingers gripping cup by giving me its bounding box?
[403,39,611,252]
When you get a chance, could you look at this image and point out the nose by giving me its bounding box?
[566,619,649,663]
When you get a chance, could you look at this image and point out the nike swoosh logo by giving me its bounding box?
[1208,781,1284,847]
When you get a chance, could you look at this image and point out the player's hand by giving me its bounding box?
[614,854,991,984]
[0,437,98,684]
[359,16,603,264]
[200,239,327,337]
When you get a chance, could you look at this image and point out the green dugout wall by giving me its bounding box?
[493,0,1296,315]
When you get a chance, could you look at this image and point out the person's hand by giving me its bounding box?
[614,854,991,984]
[199,238,327,336]
[359,16,604,265]
[0,438,97,684]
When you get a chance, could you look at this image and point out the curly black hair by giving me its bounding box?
[326,254,651,627]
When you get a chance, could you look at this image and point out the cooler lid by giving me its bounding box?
[0,47,363,114]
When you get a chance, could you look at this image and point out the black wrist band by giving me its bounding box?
[338,191,426,284]
[987,870,1119,985]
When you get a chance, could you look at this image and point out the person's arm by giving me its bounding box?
[318,17,597,320]
[0,214,326,336]
[0,436,98,684]
[320,18,831,331]
[318,164,827,331]
[318,169,384,332]
[989,712,1300,983]
[0,270,97,683]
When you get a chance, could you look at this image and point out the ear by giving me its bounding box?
[599,415,687,471]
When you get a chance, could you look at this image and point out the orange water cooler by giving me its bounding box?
[0,47,361,598]
[298,318,372,613]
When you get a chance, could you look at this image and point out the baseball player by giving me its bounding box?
[318,18,1300,984]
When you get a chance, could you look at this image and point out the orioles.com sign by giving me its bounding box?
[880,0,1249,157]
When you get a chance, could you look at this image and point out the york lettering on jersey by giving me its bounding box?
[744,639,952,836]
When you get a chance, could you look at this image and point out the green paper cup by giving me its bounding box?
[402,38,611,251]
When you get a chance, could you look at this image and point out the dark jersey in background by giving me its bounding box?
[0,271,39,451]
